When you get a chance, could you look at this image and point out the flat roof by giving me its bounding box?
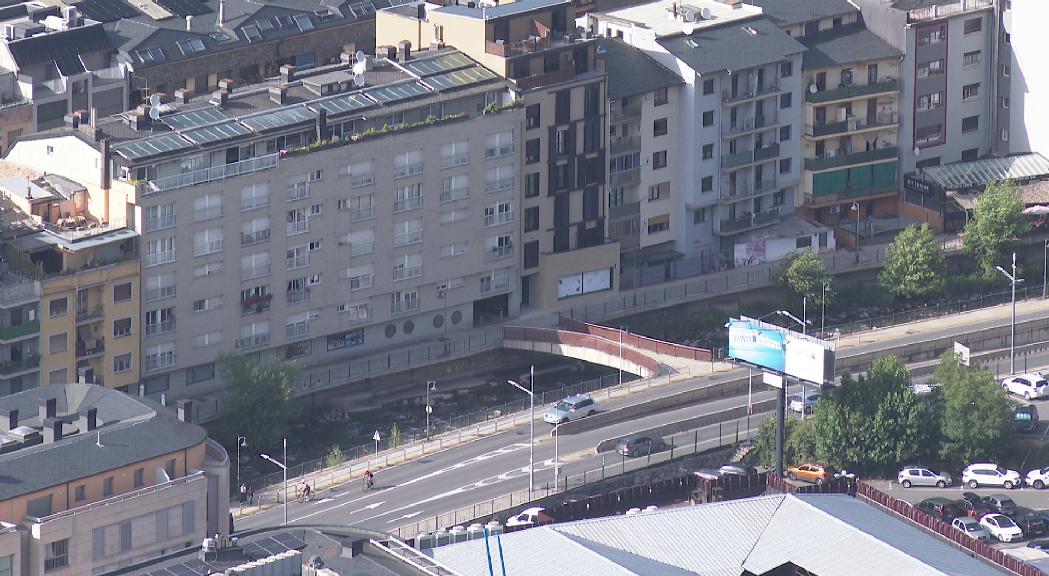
[744,0,856,27]
[658,16,806,76]
[801,24,903,68]
[433,0,571,20]
[598,38,682,99]
[596,0,761,39]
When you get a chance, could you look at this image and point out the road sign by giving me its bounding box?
[425,405,432,414]
[954,341,970,366]
[763,372,784,389]
[373,430,381,442]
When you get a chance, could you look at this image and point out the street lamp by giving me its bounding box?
[775,310,810,335]
[425,380,436,439]
[995,252,1023,374]
[507,365,535,493]
[618,326,626,387]
[236,436,247,490]
[851,202,861,260]
[260,439,288,526]
[552,422,560,487]
[821,281,829,336]
[1042,239,1048,299]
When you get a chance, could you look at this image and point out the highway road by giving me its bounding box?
[236,301,1049,536]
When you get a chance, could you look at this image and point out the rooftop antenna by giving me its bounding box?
[353,51,367,87]
[218,0,225,27]
[96,432,103,448]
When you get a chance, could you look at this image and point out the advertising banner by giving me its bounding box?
[728,317,835,384]
[728,320,786,373]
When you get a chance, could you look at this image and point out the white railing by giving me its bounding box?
[485,210,514,227]
[236,334,270,350]
[145,251,175,267]
[140,153,279,195]
[144,320,175,336]
[241,196,270,212]
[286,322,309,339]
[193,240,223,256]
[485,144,514,159]
[485,245,513,261]
[144,353,176,372]
[145,214,176,231]
[30,472,204,524]
[441,154,469,168]
[287,255,309,270]
[351,206,375,222]
[286,220,309,236]
[480,276,510,293]
[394,197,423,212]
[394,162,424,178]
[440,186,469,203]
[485,178,515,194]
[241,229,271,246]
[393,266,423,282]
[193,206,223,222]
[908,0,993,20]
[393,231,422,247]
[286,289,310,304]
[241,264,270,280]
[391,300,419,314]
[349,275,375,291]
[145,286,175,301]
[351,172,376,188]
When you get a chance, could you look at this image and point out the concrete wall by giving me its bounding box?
[1008,0,1049,157]
[5,135,103,190]
[502,325,659,377]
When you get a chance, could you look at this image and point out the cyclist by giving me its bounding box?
[364,469,375,491]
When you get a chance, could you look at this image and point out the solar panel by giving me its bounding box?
[364,81,430,104]
[312,92,373,116]
[403,52,474,77]
[272,532,307,549]
[240,106,316,132]
[426,66,498,91]
[154,0,212,16]
[75,0,141,22]
[163,108,229,131]
[294,14,315,31]
[181,120,252,145]
[112,133,193,160]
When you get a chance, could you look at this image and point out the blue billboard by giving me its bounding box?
[727,319,787,373]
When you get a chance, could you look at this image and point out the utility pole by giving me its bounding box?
[995,252,1022,375]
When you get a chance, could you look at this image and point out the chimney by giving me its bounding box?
[186,15,193,31]
[75,109,90,124]
[64,113,80,129]
[100,138,111,187]
[218,0,225,26]
[417,3,426,20]
[279,64,295,84]
[42,417,63,443]
[39,398,56,421]
[0,408,17,432]
[218,78,234,93]
[177,400,192,423]
[63,5,77,27]
[268,84,287,105]
[398,41,412,62]
[174,87,190,104]
[316,108,327,142]
[132,110,149,130]
[340,52,353,65]
[382,45,396,60]
[209,90,228,107]
[78,408,97,432]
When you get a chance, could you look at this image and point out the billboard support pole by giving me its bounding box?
[776,385,785,478]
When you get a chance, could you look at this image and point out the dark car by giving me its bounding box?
[917,498,963,522]
[983,493,1018,516]
[616,435,667,457]
[1015,404,1040,433]
[1029,539,1049,551]
[1014,513,1049,538]
[958,493,995,519]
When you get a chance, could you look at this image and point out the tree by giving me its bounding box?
[218,353,301,452]
[324,444,345,468]
[879,224,945,300]
[390,422,403,449]
[963,180,1027,276]
[937,352,1014,465]
[778,250,832,306]
[754,415,815,468]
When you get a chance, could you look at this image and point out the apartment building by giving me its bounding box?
[0,261,40,398]
[0,385,229,575]
[9,49,523,399]
[0,4,128,154]
[598,38,685,283]
[377,0,621,309]
[591,0,810,268]
[0,166,139,395]
[1007,0,1049,157]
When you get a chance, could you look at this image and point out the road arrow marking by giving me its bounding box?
[350,501,385,515]
[388,511,423,524]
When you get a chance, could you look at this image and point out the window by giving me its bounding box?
[344,264,375,291]
[192,193,223,221]
[779,158,792,174]
[337,302,370,322]
[485,165,515,193]
[702,144,714,160]
[49,297,67,318]
[27,494,52,517]
[917,59,944,78]
[113,282,132,302]
[394,182,423,212]
[134,468,145,488]
[74,485,85,502]
[49,332,67,353]
[961,148,979,161]
[48,369,67,385]
[186,363,215,385]
[525,172,540,198]
[45,539,69,572]
[348,160,375,187]
[963,50,981,66]
[654,86,669,105]
[146,237,176,267]
[193,228,224,256]
[1002,96,1010,109]
[525,104,541,129]
[524,240,540,269]
[113,353,132,373]
[961,115,979,133]
[780,60,793,78]
[103,477,114,496]
[145,307,175,336]
[145,203,175,231]
[917,91,944,111]
[693,208,706,223]
[962,83,980,100]
[779,93,791,109]
[113,317,132,337]
[1001,129,1009,142]
[525,139,540,164]
[328,329,364,351]
[647,215,670,234]
[485,131,514,158]
[484,201,514,227]
[440,140,470,168]
[702,79,714,95]
[701,176,713,193]
[524,206,540,232]
[916,124,943,144]
[241,182,270,211]
[964,17,982,34]
[653,118,668,136]
[286,176,310,201]
[1002,64,1011,77]
[394,149,424,178]
[653,151,667,169]
[780,125,792,142]
[702,110,714,126]
[392,253,423,281]
[442,242,469,257]
[193,331,223,348]
[391,289,419,314]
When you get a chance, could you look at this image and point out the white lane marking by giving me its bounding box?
[388,511,423,524]
[350,501,386,514]
[314,498,335,504]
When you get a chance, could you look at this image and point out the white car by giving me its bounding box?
[1002,374,1049,400]
[788,390,821,414]
[952,516,991,542]
[962,462,1022,489]
[505,507,554,529]
[1027,466,1049,489]
[980,514,1024,542]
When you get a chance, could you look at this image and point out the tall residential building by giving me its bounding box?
[591,0,812,268]
[0,385,229,576]
[0,5,128,154]
[1007,0,1049,157]
[377,0,621,309]
[0,261,40,397]
[9,49,523,399]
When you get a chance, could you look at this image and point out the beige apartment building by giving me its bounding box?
[377,0,620,309]
[0,385,229,576]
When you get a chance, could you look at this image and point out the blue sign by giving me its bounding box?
[727,319,787,373]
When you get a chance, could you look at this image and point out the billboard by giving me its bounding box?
[727,317,835,384]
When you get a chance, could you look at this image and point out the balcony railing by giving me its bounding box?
[440,186,470,203]
[485,178,515,194]
[0,354,40,376]
[144,320,175,336]
[286,322,309,340]
[76,337,105,358]
[394,162,424,179]
[807,113,898,138]
[146,286,175,301]
[394,197,423,212]
[241,196,270,212]
[611,104,642,123]
[36,76,67,96]
[75,306,105,324]
[0,320,39,341]
[90,64,125,85]
[485,144,514,159]
[351,172,376,188]
[286,220,309,236]
[485,211,514,227]
[480,276,510,294]
[485,245,513,261]
[907,0,992,21]
[441,153,470,169]
[144,353,175,372]
[514,68,575,91]
[806,79,899,103]
[138,153,279,196]
[193,206,223,222]
[241,229,270,246]
[754,143,780,161]
[145,214,176,232]
[145,251,176,267]
[805,182,898,206]
[610,168,640,187]
[394,231,423,247]
[485,33,564,57]
[241,264,271,281]
[805,146,899,171]
[286,289,310,304]
[391,300,419,315]
[235,334,269,350]
[393,266,423,282]
[610,135,641,155]
[721,150,754,169]
[287,255,309,270]
[351,206,375,222]
[193,240,224,257]
[718,207,781,235]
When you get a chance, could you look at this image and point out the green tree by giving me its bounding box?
[218,353,301,452]
[754,415,816,468]
[390,422,403,449]
[962,180,1027,276]
[937,352,1014,465]
[879,224,945,300]
[778,250,832,306]
[324,444,345,468]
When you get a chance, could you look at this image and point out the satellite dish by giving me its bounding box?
[148,93,161,107]
[913,146,921,156]
[682,9,694,22]
[352,59,366,75]
[355,50,365,63]
[148,106,161,121]
[808,84,818,94]
[353,73,365,87]
[700,7,711,20]
[682,22,694,35]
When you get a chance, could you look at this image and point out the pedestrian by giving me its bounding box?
[239,483,247,504]
[248,485,255,505]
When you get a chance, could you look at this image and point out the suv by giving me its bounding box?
[616,435,667,458]
[982,494,1017,516]
[1015,404,1040,434]
[1012,509,1049,538]
[1027,466,1049,489]
[962,463,1022,489]
[787,462,833,485]
[959,493,995,519]
[917,498,962,521]
[543,395,597,424]
[898,466,952,488]
[1002,374,1049,400]
[788,390,821,414]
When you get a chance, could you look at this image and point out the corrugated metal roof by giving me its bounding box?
[920,153,1049,190]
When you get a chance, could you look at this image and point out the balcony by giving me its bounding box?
[286,220,309,236]
[75,306,105,325]
[806,113,899,138]
[480,275,510,294]
[392,266,423,282]
[144,214,176,232]
[90,63,125,86]
[441,153,470,169]
[144,353,176,372]
[754,143,780,161]
[394,197,423,212]
[485,245,513,261]
[723,113,779,137]
[485,144,514,160]
[485,178,515,194]
[514,68,576,91]
[610,135,641,155]
[286,322,309,340]
[193,239,224,257]
[286,289,310,304]
[394,162,424,179]
[241,298,271,316]
[610,168,640,187]
[236,334,270,350]
[440,186,470,203]
[906,0,992,21]
[722,82,779,104]
[193,206,223,222]
[805,146,899,171]
[391,300,419,315]
[138,153,279,196]
[76,337,105,359]
[0,320,38,342]
[35,76,67,97]
[720,178,779,203]
[394,231,423,247]
[485,32,578,57]
[717,207,781,235]
[805,183,898,206]
[146,286,175,301]
[144,320,175,337]
[0,354,39,376]
[610,104,642,123]
[241,264,270,281]
[145,251,176,268]
[721,150,754,169]
[806,79,899,104]
[485,211,514,227]
[351,206,375,222]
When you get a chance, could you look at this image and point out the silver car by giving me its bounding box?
[952,517,991,542]
[898,466,952,488]
[543,395,597,424]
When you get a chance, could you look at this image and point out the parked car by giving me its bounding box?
[1012,510,1049,538]
[1028,540,1049,551]
[1015,404,1040,434]
[958,493,995,519]
[898,466,952,488]
[787,462,833,485]
[788,390,821,414]
[917,498,962,522]
[980,514,1025,542]
[952,516,992,542]
[1027,467,1049,489]
[1002,374,1049,400]
[961,463,1022,489]
[616,435,667,458]
[543,395,597,424]
[718,464,756,477]
[982,493,1018,516]
[505,507,555,529]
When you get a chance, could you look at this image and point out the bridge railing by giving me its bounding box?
[503,326,662,377]
[558,317,712,362]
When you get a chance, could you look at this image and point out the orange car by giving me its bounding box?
[787,462,834,485]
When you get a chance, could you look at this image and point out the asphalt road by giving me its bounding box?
[237,302,1049,535]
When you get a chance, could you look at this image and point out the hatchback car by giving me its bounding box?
[983,493,1018,516]
[1013,512,1049,538]
[917,498,962,522]
[543,395,597,424]
[962,463,1022,489]
[952,516,991,542]
[898,466,952,488]
[1002,374,1049,400]
[787,462,833,485]
[1016,404,1040,434]
[959,493,995,519]
[1027,467,1049,489]
[616,435,667,457]
[980,514,1024,542]
[788,390,821,414]
[505,507,555,529]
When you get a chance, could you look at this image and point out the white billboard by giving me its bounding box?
[785,338,832,384]
[730,316,835,384]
